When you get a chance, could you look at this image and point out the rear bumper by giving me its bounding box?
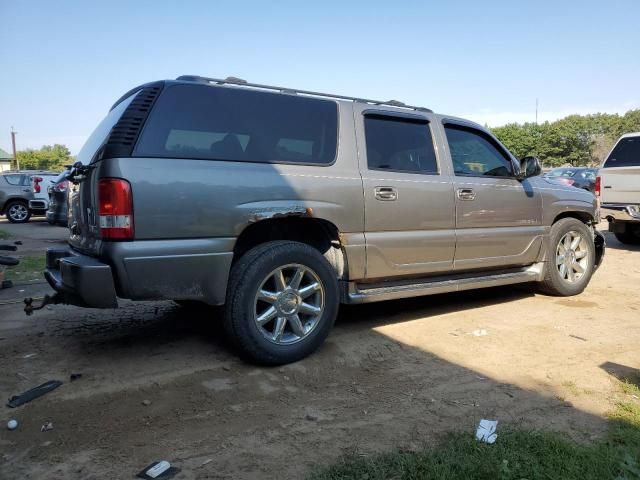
[601,203,640,223]
[45,248,118,308]
[45,238,235,307]
[46,210,68,226]
[29,199,48,210]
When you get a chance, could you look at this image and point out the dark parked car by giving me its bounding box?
[46,170,70,226]
[543,167,598,192]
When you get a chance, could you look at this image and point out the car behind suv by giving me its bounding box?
[543,167,598,192]
[41,76,605,364]
[598,132,640,244]
[0,170,59,223]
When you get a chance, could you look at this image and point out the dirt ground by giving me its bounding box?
[1,219,639,479]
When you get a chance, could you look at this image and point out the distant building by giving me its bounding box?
[0,147,12,171]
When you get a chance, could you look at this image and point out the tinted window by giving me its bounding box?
[135,84,338,165]
[445,125,513,177]
[3,174,22,186]
[364,115,437,174]
[604,137,640,167]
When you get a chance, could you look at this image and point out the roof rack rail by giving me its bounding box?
[175,75,433,113]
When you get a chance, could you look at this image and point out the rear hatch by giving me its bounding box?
[67,92,143,254]
[600,135,640,205]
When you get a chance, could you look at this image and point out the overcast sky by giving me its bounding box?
[1,0,638,154]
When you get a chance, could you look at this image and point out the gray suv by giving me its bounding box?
[41,76,605,365]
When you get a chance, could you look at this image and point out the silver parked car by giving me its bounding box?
[0,170,58,223]
[39,76,605,364]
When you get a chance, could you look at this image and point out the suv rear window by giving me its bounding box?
[135,84,338,165]
[604,137,640,167]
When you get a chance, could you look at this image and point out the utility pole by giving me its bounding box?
[10,127,19,171]
[535,98,539,125]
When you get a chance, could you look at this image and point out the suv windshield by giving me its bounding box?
[604,137,640,167]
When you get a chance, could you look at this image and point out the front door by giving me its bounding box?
[442,122,544,271]
[355,106,456,280]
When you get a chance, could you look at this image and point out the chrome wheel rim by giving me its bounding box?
[254,263,325,345]
[9,204,28,221]
[556,231,589,283]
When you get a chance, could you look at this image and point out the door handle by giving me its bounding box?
[374,186,398,201]
[23,189,31,192]
[457,188,476,201]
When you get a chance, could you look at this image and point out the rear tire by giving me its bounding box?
[614,223,640,245]
[539,218,595,296]
[224,240,339,365]
[5,201,31,223]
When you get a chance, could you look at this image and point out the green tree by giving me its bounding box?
[16,144,73,171]
[491,109,640,168]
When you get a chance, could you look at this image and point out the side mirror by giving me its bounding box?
[517,156,542,180]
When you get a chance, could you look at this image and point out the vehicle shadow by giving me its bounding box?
[600,361,640,388]
[600,230,640,252]
[336,285,535,330]
[2,289,637,480]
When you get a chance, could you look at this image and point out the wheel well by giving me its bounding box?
[552,211,593,226]
[2,198,28,214]
[233,218,346,278]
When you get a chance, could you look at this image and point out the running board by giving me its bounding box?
[346,263,545,304]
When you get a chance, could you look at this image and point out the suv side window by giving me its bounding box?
[364,115,438,174]
[3,174,23,186]
[444,124,514,177]
[135,84,338,165]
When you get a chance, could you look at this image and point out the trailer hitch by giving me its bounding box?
[24,294,62,316]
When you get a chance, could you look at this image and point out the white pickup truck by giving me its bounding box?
[598,132,640,245]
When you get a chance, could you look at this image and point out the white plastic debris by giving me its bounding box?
[41,421,54,432]
[146,461,171,478]
[471,329,488,337]
[475,419,498,444]
[7,419,18,430]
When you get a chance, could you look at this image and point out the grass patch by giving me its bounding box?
[562,380,582,396]
[0,229,10,240]
[2,254,45,283]
[309,395,640,480]
[620,378,640,397]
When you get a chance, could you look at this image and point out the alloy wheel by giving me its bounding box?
[254,264,325,345]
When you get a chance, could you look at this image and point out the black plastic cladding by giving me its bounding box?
[100,82,165,160]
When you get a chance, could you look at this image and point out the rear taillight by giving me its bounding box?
[33,176,43,193]
[53,180,68,193]
[98,178,134,240]
[557,178,575,187]
[595,176,601,197]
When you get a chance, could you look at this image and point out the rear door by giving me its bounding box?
[600,135,640,205]
[442,121,544,271]
[354,105,456,279]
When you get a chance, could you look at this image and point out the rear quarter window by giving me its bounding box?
[134,84,338,165]
[3,174,23,186]
[604,137,640,167]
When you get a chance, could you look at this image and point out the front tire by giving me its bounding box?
[539,218,595,296]
[224,241,339,365]
[6,201,31,223]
